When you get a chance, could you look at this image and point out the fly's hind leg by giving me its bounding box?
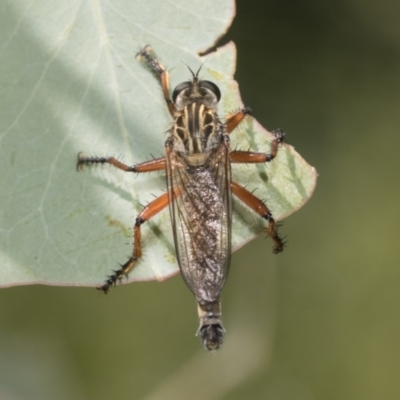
[231,181,285,253]
[99,192,170,293]
[136,45,176,116]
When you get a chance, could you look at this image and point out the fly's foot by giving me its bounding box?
[97,256,137,294]
[136,45,164,76]
[264,212,286,253]
[271,128,286,144]
[76,152,110,171]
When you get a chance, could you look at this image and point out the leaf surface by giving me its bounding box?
[0,0,316,287]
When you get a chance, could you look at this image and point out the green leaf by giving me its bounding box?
[0,0,316,288]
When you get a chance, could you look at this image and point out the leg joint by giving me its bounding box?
[264,211,273,222]
[242,106,252,115]
[135,216,145,226]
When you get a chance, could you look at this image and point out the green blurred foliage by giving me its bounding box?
[1,0,399,399]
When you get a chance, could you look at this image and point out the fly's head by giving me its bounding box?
[170,70,224,167]
[172,73,221,111]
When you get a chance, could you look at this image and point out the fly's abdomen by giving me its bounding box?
[172,167,231,302]
[197,300,224,351]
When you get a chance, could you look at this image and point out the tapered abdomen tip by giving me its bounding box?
[199,324,224,351]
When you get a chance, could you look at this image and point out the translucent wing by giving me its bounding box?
[166,142,232,303]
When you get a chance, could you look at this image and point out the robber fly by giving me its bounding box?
[77,46,285,351]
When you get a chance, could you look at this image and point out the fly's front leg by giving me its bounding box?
[231,181,285,253]
[99,192,170,293]
[76,154,166,173]
[136,45,176,117]
[230,129,285,163]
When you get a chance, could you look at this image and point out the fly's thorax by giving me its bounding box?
[171,103,223,167]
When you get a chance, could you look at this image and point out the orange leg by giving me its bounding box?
[225,107,252,133]
[230,129,285,163]
[76,153,166,173]
[136,45,176,117]
[77,151,168,292]
[99,192,170,293]
[231,181,285,253]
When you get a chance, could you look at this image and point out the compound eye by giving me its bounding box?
[172,81,191,103]
[200,81,221,102]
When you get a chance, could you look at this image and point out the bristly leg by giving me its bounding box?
[264,212,286,253]
[136,45,165,77]
[76,153,166,173]
[230,128,286,164]
[231,181,285,253]
[229,128,286,252]
[225,107,252,133]
[76,153,135,172]
[95,192,170,293]
[99,256,137,293]
[136,45,176,116]
[77,152,170,292]
[97,214,145,293]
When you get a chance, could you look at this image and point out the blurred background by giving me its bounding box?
[1,0,399,399]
